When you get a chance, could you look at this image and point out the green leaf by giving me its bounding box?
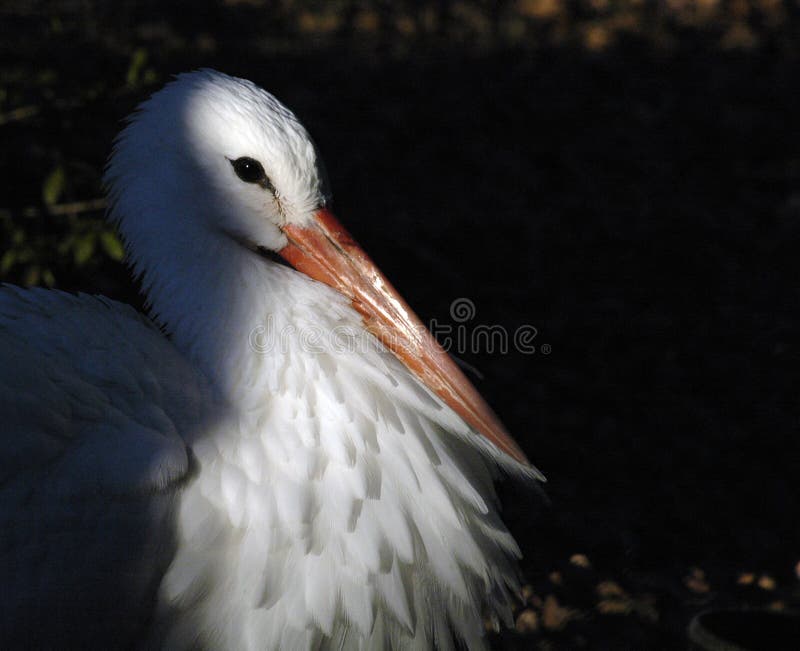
[126,48,148,87]
[99,230,125,261]
[41,268,56,287]
[11,227,25,246]
[42,165,66,206]
[73,234,95,266]
[0,250,16,274]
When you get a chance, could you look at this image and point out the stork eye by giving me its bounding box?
[231,157,270,187]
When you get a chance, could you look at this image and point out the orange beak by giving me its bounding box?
[279,208,532,468]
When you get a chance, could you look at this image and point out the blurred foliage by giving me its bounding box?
[0,0,798,290]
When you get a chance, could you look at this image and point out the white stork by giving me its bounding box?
[0,70,542,650]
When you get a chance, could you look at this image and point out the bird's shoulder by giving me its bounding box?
[0,285,216,494]
[0,286,223,647]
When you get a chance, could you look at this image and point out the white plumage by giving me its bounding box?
[0,70,540,650]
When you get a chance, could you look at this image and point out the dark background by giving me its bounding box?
[1,1,798,648]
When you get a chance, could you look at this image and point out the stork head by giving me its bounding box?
[106,69,328,258]
[105,69,536,473]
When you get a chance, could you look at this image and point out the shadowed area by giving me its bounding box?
[1,1,798,648]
